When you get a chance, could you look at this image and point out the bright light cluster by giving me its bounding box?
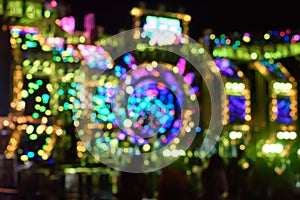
[10,26,82,63]
[113,67,181,147]
[229,131,243,140]
[262,143,283,154]
[272,82,293,94]
[78,44,113,69]
[52,44,80,63]
[276,131,297,140]
[142,15,183,46]
[225,82,245,93]
[73,52,200,159]
[10,26,40,50]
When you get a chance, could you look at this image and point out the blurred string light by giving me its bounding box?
[8,22,85,163]
[211,29,300,61]
[2,115,64,164]
[43,37,80,63]
[22,77,52,119]
[17,117,64,164]
[9,25,83,63]
[211,29,300,47]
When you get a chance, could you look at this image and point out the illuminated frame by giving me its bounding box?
[214,58,251,125]
[252,60,298,126]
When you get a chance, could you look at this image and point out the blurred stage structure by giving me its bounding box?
[207,29,300,174]
[0,0,300,199]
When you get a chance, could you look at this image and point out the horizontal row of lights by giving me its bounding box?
[276,131,297,140]
[213,42,300,61]
[209,29,300,48]
[262,143,283,154]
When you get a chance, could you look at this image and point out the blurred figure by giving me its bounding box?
[157,161,197,200]
[115,171,147,200]
[244,157,295,200]
[201,154,228,200]
[243,158,272,200]
[226,150,248,200]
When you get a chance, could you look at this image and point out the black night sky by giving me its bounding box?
[62,0,300,39]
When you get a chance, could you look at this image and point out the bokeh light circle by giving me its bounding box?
[112,63,184,141]
[73,28,226,173]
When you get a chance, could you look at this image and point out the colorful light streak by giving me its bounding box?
[9,25,39,35]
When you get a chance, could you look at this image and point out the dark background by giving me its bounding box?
[0,29,12,116]
[61,0,300,38]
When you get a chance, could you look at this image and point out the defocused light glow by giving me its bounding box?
[142,15,183,46]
